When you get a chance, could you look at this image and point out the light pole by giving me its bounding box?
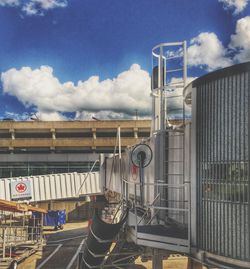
[135,109,138,120]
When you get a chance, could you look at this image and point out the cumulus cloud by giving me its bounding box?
[22,0,67,16]
[219,0,249,14]
[229,16,250,62]
[0,0,68,15]
[1,64,195,120]
[1,64,152,119]
[187,32,232,71]
[75,110,135,121]
[1,110,66,121]
[1,111,28,121]
[0,0,19,6]
[36,111,66,121]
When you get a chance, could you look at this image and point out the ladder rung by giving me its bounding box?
[166,129,184,131]
[165,55,183,60]
[167,174,184,176]
[166,85,185,89]
[165,134,184,136]
[166,95,183,99]
[165,148,184,150]
[166,68,183,73]
[165,160,184,163]
[167,108,184,112]
[166,81,184,86]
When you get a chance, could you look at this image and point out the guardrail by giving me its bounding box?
[122,178,191,253]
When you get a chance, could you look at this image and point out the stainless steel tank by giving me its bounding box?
[189,62,250,265]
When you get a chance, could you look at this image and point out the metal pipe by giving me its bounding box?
[77,159,99,195]
[206,258,246,269]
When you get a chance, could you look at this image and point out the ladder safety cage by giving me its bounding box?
[124,41,191,254]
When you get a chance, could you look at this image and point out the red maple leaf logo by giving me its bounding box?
[15,183,27,193]
[131,164,138,175]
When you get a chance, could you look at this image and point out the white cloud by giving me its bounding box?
[165,77,196,116]
[219,0,249,14]
[1,64,195,120]
[22,0,67,16]
[1,110,66,121]
[1,111,28,121]
[229,16,250,62]
[36,111,66,121]
[75,110,134,120]
[187,32,232,71]
[1,64,152,118]
[0,0,68,15]
[0,0,19,6]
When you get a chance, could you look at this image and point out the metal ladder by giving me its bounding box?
[151,42,189,226]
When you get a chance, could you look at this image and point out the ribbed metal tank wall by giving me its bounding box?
[195,62,250,261]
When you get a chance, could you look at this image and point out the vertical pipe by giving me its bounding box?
[152,249,163,269]
[214,78,218,255]
[208,80,212,252]
[226,75,230,257]
[159,45,165,132]
[247,70,250,261]
[221,77,225,257]
[183,41,187,88]
[244,71,248,260]
[3,228,6,259]
[218,77,222,256]
[234,74,238,259]
[230,75,234,257]
[118,126,124,210]
[241,72,245,260]
[118,126,121,160]
[196,85,200,248]
[237,73,241,259]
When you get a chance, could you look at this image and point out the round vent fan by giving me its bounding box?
[131,144,152,168]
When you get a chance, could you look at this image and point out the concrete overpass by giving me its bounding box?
[0,120,151,153]
[0,120,151,179]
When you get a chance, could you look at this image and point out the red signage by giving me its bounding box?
[131,164,138,181]
[15,182,27,193]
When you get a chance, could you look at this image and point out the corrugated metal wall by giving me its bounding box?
[0,172,101,202]
[196,67,250,261]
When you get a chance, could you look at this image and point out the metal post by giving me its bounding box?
[118,126,123,208]
[139,162,144,206]
[152,249,163,269]
[3,228,6,259]
[159,45,165,132]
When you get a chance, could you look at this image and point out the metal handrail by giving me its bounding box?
[122,176,191,251]
[122,178,189,188]
[77,159,99,195]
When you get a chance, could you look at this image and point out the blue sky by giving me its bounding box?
[0,0,250,120]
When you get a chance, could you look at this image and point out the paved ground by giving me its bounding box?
[18,221,203,269]
[18,222,88,269]
[134,255,189,269]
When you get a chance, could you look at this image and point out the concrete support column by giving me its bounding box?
[92,128,96,139]
[9,129,15,140]
[51,128,56,140]
[134,127,138,139]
